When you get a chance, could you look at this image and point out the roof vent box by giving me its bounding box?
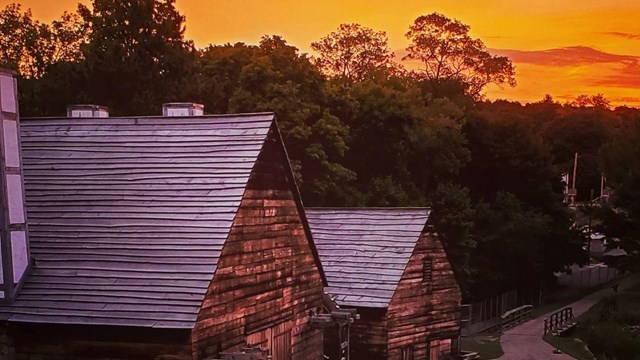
[162,102,204,117]
[67,105,109,118]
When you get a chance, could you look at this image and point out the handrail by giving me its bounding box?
[501,304,533,331]
[543,307,575,336]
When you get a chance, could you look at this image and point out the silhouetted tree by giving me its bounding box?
[570,94,611,110]
[404,13,515,98]
[78,0,196,115]
[311,23,395,81]
[0,3,86,78]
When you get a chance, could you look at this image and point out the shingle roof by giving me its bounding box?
[306,208,430,308]
[0,113,274,328]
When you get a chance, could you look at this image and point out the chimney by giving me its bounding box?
[162,102,204,117]
[0,68,29,302]
[67,104,109,118]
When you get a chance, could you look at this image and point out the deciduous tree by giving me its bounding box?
[197,36,355,205]
[599,118,640,270]
[78,0,196,115]
[430,183,476,296]
[0,3,86,78]
[570,94,611,110]
[404,13,515,98]
[312,23,394,81]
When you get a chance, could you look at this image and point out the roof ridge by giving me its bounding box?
[22,112,275,121]
[306,207,431,210]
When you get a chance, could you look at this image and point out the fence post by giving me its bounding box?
[598,266,602,285]
[539,282,543,306]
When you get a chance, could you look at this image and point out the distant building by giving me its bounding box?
[306,208,462,360]
[0,69,326,359]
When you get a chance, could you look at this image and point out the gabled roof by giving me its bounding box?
[0,113,275,328]
[306,208,430,308]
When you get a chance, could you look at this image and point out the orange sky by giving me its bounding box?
[16,0,640,107]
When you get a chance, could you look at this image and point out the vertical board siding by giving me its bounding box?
[386,232,462,360]
[192,130,324,360]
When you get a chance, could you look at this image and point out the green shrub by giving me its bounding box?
[584,321,640,360]
[616,310,640,325]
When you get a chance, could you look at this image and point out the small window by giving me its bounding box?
[423,258,433,293]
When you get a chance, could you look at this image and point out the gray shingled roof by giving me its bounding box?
[306,208,430,308]
[0,113,274,328]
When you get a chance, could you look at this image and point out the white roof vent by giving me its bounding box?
[162,102,204,117]
[67,105,109,118]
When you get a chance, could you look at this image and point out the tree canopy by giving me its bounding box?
[0,3,86,78]
[597,119,640,271]
[311,23,394,81]
[404,13,516,98]
[77,0,196,115]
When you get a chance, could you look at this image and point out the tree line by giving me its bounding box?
[2,0,638,300]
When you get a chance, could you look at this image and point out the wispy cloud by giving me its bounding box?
[490,46,638,67]
[586,64,640,88]
[601,31,640,40]
[489,46,640,90]
[483,35,508,40]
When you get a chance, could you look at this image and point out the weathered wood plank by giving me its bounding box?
[386,232,462,360]
[191,130,324,359]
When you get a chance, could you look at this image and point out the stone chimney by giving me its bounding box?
[0,68,29,302]
[162,102,204,117]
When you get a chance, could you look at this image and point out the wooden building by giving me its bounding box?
[306,208,462,360]
[0,70,326,359]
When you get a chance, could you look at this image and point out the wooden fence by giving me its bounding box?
[556,264,618,289]
[461,285,541,335]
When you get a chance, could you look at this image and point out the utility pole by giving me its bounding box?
[571,152,578,205]
[587,189,594,264]
[600,173,606,203]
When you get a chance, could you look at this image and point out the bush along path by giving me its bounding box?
[498,273,640,360]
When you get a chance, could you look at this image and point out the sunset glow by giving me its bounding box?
[18,0,640,107]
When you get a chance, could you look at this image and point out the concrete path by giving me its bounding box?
[498,273,640,360]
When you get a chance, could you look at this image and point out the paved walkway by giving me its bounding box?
[498,273,640,360]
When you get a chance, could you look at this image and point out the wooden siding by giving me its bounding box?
[349,307,387,360]
[386,232,462,360]
[192,128,324,359]
[6,323,191,359]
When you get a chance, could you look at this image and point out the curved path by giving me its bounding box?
[498,273,640,360]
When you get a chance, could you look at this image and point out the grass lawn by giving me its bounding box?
[543,335,595,360]
[461,334,504,359]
